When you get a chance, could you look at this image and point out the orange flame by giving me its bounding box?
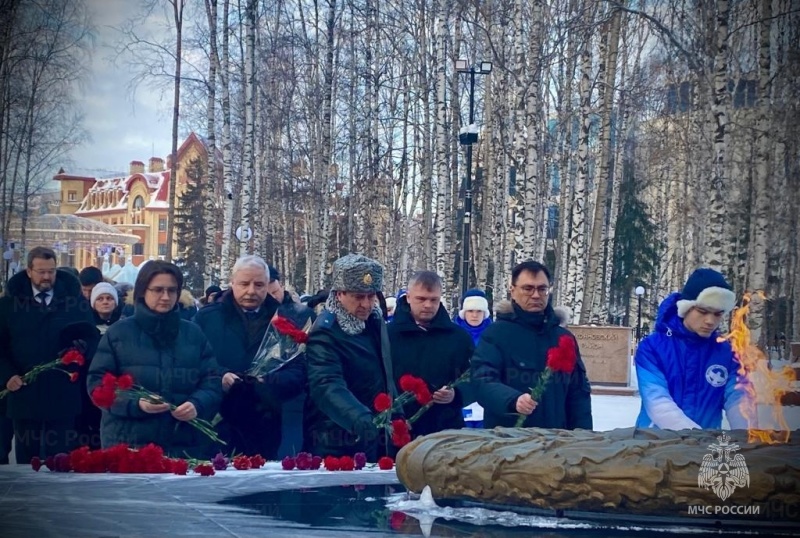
[720,291,794,444]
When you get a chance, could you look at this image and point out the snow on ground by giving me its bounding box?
[385,486,723,537]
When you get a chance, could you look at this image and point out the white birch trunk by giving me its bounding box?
[556,0,578,301]
[433,0,449,279]
[203,0,220,285]
[510,0,526,264]
[314,0,336,290]
[219,0,235,280]
[746,0,772,345]
[703,0,730,272]
[564,39,592,322]
[522,0,544,262]
[238,0,256,257]
[580,6,622,323]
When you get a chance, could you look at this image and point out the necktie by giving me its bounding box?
[36,291,48,306]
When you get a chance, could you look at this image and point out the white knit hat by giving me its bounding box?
[90,282,118,307]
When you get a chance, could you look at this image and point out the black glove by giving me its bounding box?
[72,339,88,354]
[353,416,380,443]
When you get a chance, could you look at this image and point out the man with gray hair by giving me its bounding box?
[304,254,396,460]
[194,255,306,458]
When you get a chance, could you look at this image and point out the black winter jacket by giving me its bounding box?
[304,302,395,459]
[0,269,97,420]
[87,302,223,458]
[387,296,473,437]
[193,290,310,457]
[471,300,592,430]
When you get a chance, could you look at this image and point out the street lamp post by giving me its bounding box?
[635,285,645,343]
[455,59,492,299]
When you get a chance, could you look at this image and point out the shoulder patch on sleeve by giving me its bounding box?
[314,310,335,330]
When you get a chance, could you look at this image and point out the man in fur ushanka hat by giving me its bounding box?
[303,254,396,461]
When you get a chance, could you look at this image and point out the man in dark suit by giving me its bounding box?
[0,247,97,462]
[194,255,307,458]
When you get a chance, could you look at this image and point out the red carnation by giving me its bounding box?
[377,456,394,470]
[392,432,411,448]
[339,456,355,471]
[249,454,266,469]
[68,372,80,383]
[117,374,135,390]
[546,335,577,374]
[60,349,85,367]
[391,419,409,436]
[171,459,189,475]
[310,455,323,469]
[30,457,42,472]
[281,456,296,470]
[272,316,309,344]
[90,385,116,409]
[232,455,251,470]
[389,511,407,530]
[194,464,215,476]
[398,374,422,392]
[373,392,392,412]
[324,456,341,471]
[101,372,117,388]
[413,384,432,406]
[391,419,411,447]
[295,452,313,470]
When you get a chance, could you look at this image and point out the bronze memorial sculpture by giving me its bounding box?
[395,426,800,524]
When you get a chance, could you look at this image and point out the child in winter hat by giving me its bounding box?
[459,288,490,320]
[456,288,492,345]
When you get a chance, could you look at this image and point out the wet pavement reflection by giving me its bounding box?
[219,484,408,531]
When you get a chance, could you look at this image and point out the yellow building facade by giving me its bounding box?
[54,133,215,270]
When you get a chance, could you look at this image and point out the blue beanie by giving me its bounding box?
[396,288,407,299]
[676,268,736,318]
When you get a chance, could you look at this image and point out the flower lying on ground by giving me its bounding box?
[278,451,393,471]
[29,444,267,475]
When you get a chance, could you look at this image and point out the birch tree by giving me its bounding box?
[746,0,772,345]
[580,5,622,323]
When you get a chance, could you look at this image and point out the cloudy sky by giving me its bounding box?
[69,0,174,176]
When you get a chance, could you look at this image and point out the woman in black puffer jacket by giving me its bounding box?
[87,261,223,459]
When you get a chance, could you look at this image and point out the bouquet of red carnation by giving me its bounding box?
[0,322,95,399]
[404,369,471,427]
[370,374,432,448]
[514,334,578,427]
[32,443,192,475]
[248,314,312,377]
[90,372,225,445]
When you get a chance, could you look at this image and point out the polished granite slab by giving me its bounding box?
[0,464,405,538]
[2,462,795,538]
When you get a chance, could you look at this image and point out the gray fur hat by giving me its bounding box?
[331,254,384,293]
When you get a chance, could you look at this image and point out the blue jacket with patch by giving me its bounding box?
[635,293,753,430]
